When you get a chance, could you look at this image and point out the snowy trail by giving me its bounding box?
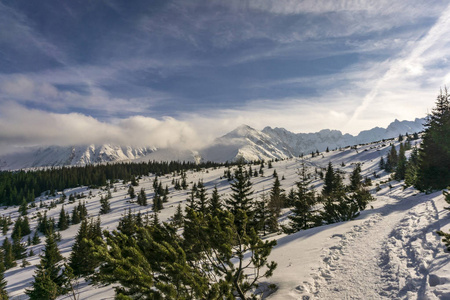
[268,189,447,300]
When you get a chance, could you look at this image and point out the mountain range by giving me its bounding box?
[0,118,425,170]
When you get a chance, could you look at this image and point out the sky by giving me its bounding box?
[1,0,450,153]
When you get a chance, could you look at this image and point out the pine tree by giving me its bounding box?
[395,142,407,180]
[194,180,208,213]
[69,218,103,277]
[128,186,135,199]
[26,260,59,300]
[416,88,450,190]
[349,163,362,192]
[27,231,67,299]
[32,230,41,245]
[57,206,69,231]
[12,228,27,261]
[285,163,317,233]
[93,221,210,299]
[19,198,28,216]
[137,188,147,206]
[2,238,15,270]
[225,165,254,234]
[268,175,284,217]
[0,250,8,299]
[171,204,184,228]
[322,162,335,197]
[100,195,111,214]
[208,185,222,215]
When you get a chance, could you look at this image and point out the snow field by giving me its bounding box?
[3,138,450,299]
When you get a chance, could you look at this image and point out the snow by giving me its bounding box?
[3,137,450,299]
[0,118,425,170]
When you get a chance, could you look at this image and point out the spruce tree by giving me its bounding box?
[171,204,184,228]
[99,195,111,214]
[26,260,59,300]
[69,218,103,277]
[225,165,254,234]
[27,231,67,299]
[2,238,16,270]
[208,186,222,215]
[57,206,69,231]
[0,250,8,299]
[416,88,450,190]
[285,163,317,233]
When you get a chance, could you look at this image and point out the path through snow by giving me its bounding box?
[269,189,448,300]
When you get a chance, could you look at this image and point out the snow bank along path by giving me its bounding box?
[267,185,449,300]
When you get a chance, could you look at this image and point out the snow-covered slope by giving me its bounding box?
[0,118,425,169]
[200,124,293,162]
[0,144,156,170]
[3,137,450,299]
[262,117,425,157]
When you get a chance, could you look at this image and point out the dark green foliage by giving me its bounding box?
[349,163,362,192]
[19,198,28,216]
[32,230,41,245]
[194,180,208,213]
[69,218,103,277]
[117,209,139,237]
[71,201,87,225]
[57,206,69,231]
[285,163,318,233]
[0,160,230,206]
[415,89,450,191]
[136,188,147,206]
[99,195,111,214]
[322,162,336,197]
[26,232,69,300]
[225,165,254,234]
[0,250,8,299]
[171,204,184,228]
[26,260,59,300]
[12,230,27,261]
[2,238,16,270]
[208,185,222,215]
[127,186,135,199]
[269,175,284,217]
[12,216,31,240]
[93,222,210,299]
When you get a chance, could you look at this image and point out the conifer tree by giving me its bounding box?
[57,206,69,231]
[26,260,59,300]
[395,142,407,180]
[2,238,15,270]
[27,231,68,299]
[32,230,41,245]
[0,250,8,299]
[268,175,284,217]
[415,88,450,190]
[137,188,147,206]
[225,165,254,234]
[208,185,222,215]
[194,180,208,213]
[128,186,135,199]
[285,163,317,233]
[99,195,111,214]
[69,218,103,277]
[12,228,27,261]
[349,163,362,192]
[171,204,184,228]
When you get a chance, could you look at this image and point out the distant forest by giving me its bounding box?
[0,160,232,206]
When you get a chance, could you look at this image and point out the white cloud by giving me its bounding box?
[0,104,204,155]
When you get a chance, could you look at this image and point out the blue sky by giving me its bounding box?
[1,0,450,152]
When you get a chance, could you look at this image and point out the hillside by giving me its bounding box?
[0,118,425,170]
[2,135,449,299]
